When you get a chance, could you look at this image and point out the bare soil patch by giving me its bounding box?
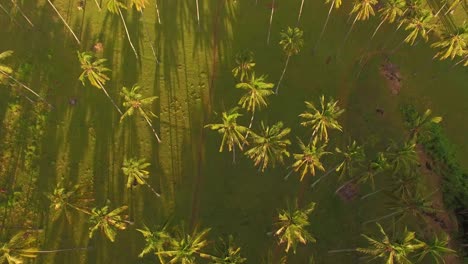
[379,58,402,95]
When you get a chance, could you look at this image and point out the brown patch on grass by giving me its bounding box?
[379,58,402,95]
[336,182,359,202]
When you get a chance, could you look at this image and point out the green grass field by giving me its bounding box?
[0,0,467,263]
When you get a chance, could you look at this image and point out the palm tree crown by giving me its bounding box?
[335,140,366,181]
[245,121,291,172]
[292,138,330,181]
[88,202,129,242]
[78,52,111,89]
[274,201,316,253]
[0,231,38,264]
[236,74,274,114]
[431,23,468,60]
[350,0,378,21]
[279,27,304,57]
[122,158,151,188]
[232,51,256,82]
[299,95,345,142]
[0,50,13,82]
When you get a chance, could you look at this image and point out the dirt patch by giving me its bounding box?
[379,59,402,95]
[416,145,460,264]
[336,182,359,202]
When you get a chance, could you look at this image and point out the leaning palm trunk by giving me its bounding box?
[371,18,387,39]
[315,0,336,49]
[117,8,139,59]
[297,0,305,23]
[155,0,161,24]
[141,11,158,61]
[10,0,34,27]
[195,0,200,25]
[141,112,162,143]
[434,1,448,17]
[267,0,276,44]
[342,15,359,48]
[275,55,290,94]
[93,0,102,10]
[47,0,81,44]
[310,164,340,188]
[0,69,49,103]
[144,182,161,197]
[35,247,91,253]
[95,79,123,115]
[241,111,255,148]
[0,3,19,26]
[362,211,401,225]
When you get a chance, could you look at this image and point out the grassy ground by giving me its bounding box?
[0,0,467,263]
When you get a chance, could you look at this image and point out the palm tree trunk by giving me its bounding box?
[315,0,335,49]
[241,111,255,148]
[335,178,356,194]
[141,114,162,143]
[96,79,123,115]
[141,11,158,61]
[267,0,276,44]
[155,0,161,24]
[328,249,356,253]
[93,0,102,10]
[0,69,49,104]
[0,3,19,26]
[360,189,383,200]
[297,0,305,23]
[144,182,161,197]
[117,7,139,59]
[434,1,448,17]
[275,55,290,94]
[68,203,92,215]
[195,0,200,25]
[363,211,401,225]
[445,0,461,15]
[35,247,91,253]
[310,164,340,188]
[47,0,81,44]
[371,18,386,39]
[342,15,359,48]
[10,0,34,27]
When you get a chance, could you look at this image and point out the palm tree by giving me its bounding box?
[274,201,316,253]
[386,192,438,223]
[357,223,424,263]
[88,202,130,242]
[156,225,213,263]
[335,140,365,181]
[130,0,147,11]
[46,181,93,222]
[358,152,390,189]
[276,27,304,94]
[0,50,46,101]
[405,108,442,142]
[210,235,247,264]
[245,122,291,172]
[77,52,123,115]
[106,0,139,59]
[386,141,419,175]
[416,234,456,263]
[137,224,170,263]
[391,173,418,200]
[46,0,80,44]
[236,73,274,130]
[0,231,38,264]
[266,0,277,44]
[431,23,468,60]
[122,157,160,197]
[232,51,255,82]
[120,84,161,143]
[299,96,345,143]
[205,107,249,162]
[371,0,407,39]
[316,0,343,48]
[403,12,434,45]
[343,0,378,45]
[292,138,330,181]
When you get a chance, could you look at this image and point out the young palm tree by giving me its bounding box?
[46,0,80,44]
[405,108,442,142]
[386,192,438,223]
[358,152,390,189]
[391,173,418,200]
[88,202,130,242]
[403,12,434,45]
[274,201,316,253]
[77,52,123,115]
[236,73,274,130]
[156,225,213,263]
[431,23,468,60]
[210,235,247,264]
[316,0,343,48]
[416,234,456,263]
[371,0,407,39]
[0,231,38,263]
[292,138,330,181]
[122,157,160,197]
[276,27,304,94]
[46,182,93,222]
[386,141,419,175]
[120,84,161,143]
[205,107,249,162]
[107,0,139,59]
[0,50,46,101]
[299,95,345,143]
[343,0,378,44]
[137,224,170,263]
[335,140,365,181]
[245,122,291,172]
[357,223,424,263]
[232,51,256,82]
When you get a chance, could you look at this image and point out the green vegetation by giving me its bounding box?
[0,0,467,263]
